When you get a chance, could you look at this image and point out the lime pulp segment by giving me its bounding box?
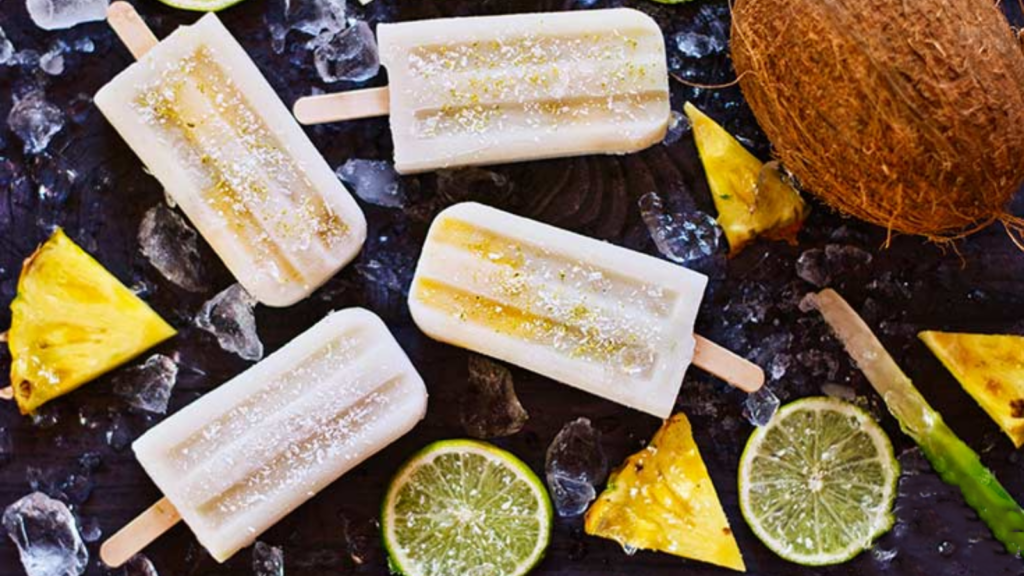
[382,440,553,576]
[738,397,899,566]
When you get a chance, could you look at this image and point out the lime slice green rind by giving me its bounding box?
[738,397,899,566]
[382,439,553,576]
[153,0,247,13]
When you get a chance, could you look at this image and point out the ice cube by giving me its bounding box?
[672,4,728,59]
[460,355,529,439]
[32,152,77,231]
[253,541,284,576]
[2,492,89,576]
[113,354,179,414]
[7,90,65,154]
[638,191,725,276]
[0,26,15,66]
[266,0,347,53]
[795,244,873,288]
[311,21,380,83]
[39,40,66,75]
[336,159,405,208]
[138,204,207,292]
[76,516,101,543]
[121,554,159,576]
[674,30,725,59]
[661,110,691,146]
[743,386,780,427]
[545,418,608,517]
[72,37,94,53]
[195,284,264,361]
[26,0,109,30]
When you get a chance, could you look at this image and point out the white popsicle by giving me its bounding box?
[96,10,366,307]
[409,203,716,418]
[294,8,671,174]
[104,309,428,564]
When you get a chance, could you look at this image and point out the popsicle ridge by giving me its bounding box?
[162,335,362,473]
[95,12,367,306]
[379,8,671,173]
[130,309,428,561]
[131,48,347,284]
[410,203,706,417]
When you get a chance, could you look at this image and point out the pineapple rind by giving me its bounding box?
[584,412,746,572]
[8,229,177,414]
[920,331,1024,448]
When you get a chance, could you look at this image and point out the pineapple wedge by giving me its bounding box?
[8,229,177,414]
[584,413,745,572]
[920,331,1024,447]
[685,102,808,255]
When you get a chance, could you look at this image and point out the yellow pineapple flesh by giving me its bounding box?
[685,102,808,255]
[920,331,1024,447]
[584,413,746,572]
[8,229,177,414]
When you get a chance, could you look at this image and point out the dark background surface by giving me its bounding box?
[3,0,1024,574]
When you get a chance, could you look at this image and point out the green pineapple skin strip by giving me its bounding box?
[806,289,1024,554]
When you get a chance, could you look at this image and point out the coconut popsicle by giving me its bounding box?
[101,308,428,565]
[293,8,671,174]
[408,203,761,418]
[95,7,366,307]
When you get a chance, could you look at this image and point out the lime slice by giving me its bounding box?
[738,397,899,566]
[154,0,246,12]
[382,440,553,576]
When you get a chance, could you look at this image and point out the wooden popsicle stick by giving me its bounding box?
[100,497,182,568]
[107,1,159,59]
[293,87,391,125]
[692,334,765,393]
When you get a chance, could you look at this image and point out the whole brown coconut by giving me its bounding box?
[731,0,1024,240]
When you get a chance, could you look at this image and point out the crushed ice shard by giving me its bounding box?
[7,90,65,154]
[0,27,16,66]
[195,284,264,361]
[638,191,724,276]
[460,355,529,438]
[312,21,380,83]
[744,386,780,427]
[545,418,608,517]
[253,541,284,576]
[138,204,207,293]
[337,159,406,208]
[2,492,88,576]
[113,354,180,414]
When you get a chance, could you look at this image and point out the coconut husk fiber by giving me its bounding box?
[731,0,1024,242]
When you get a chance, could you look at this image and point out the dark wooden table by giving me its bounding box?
[2,0,1024,574]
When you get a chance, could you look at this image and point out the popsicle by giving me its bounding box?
[293,9,671,174]
[100,308,428,566]
[96,3,366,307]
[408,203,763,418]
